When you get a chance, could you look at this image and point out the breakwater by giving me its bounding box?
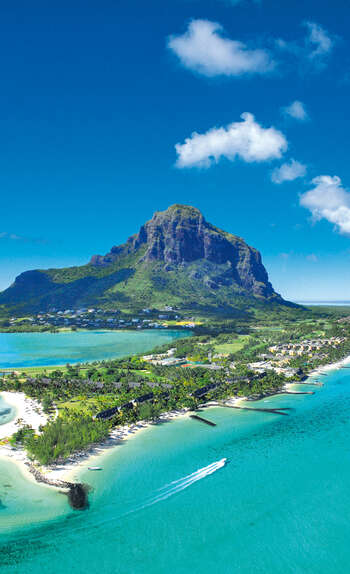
[26,463,89,510]
[190,414,216,426]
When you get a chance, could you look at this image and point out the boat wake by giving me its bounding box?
[26,458,229,540]
[132,458,227,512]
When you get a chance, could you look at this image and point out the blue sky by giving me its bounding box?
[1,0,350,301]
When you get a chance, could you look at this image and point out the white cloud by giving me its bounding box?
[0,232,48,244]
[276,21,335,70]
[306,253,318,262]
[175,112,287,168]
[283,100,308,121]
[300,175,350,234]
[167,19,274,77]
[271,159,307,184]
[304,21,333,59]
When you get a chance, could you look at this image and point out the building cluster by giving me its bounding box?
[143,349,186,366]
[246,337,345,377]
[248,361,297,378]
[267,338,345,358]
[142,349,223,370]
[10,307,197,330]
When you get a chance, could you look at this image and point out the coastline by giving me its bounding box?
[2,352,350,491]
[0,393,193,487]
[0,391,47,440]
[307,353,350,377]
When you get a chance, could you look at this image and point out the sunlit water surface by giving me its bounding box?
[1,367,350,573]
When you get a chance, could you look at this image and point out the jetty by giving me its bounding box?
[296,381,323,386]
[201,400,291,416]
[282,390,315,395]
[224,405,290,416]
[190,414,216,426]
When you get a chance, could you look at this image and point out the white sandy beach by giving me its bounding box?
[308,353,350,377]
[0,392,192,486]
[0,391,50,487]
[1,354,350,490]
[48,408,192,483]
[0,391,47,440]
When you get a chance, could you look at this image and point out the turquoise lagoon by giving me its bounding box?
[0,394,15,426]
[0,329,189,368]
[2,366,350,572]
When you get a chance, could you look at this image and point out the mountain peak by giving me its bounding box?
[0,204,288,313]
[159,204,204,217]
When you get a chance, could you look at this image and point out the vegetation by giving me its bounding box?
[24,418,110,465]
[3,305,350,465]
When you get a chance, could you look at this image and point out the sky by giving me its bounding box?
[1,0,350,301]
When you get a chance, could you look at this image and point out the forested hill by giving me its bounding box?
[0,204,296,315]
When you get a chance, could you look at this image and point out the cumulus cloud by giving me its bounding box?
[283,100,308,121]
[300,175,350,234]
[276,21,335,70]
[175,113,287,168]
[167,19,274,77]
[305,21,333,59]
[271,159,307,184]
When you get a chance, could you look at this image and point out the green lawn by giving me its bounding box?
[214,336,249,354]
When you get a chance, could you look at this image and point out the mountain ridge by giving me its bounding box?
[0,204,292,314]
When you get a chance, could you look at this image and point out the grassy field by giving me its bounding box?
[214,336,249,354]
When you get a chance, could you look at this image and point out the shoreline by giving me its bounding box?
[0,395,194,488]
[0,328,191,372]
[307,354,350,377]
[2,353,350,491]
[0,391,47,440]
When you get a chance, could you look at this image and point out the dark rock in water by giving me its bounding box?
[67,484,89,510]
[25,462,90,510]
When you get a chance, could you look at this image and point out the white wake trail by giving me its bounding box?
[65,458,228,534]
[135,458,227,512]
[156,460,224,491]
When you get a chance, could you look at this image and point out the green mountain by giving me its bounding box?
[0,204,293,315]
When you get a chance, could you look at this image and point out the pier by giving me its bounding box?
[190,414,216,426]
[282,390,315,395]
[296,381,323,386]
[224,405,290,416]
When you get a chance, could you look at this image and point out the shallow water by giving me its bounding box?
[0,329,189,368]
[0,394,15,425]
[1,368,350,573]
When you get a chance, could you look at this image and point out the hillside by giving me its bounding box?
[0,204,294,315]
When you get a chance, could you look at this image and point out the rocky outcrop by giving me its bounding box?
[26,463,89,510]
[90,204,276,298]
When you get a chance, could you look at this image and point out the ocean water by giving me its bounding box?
[0,394,15,425]
[0,329,189,368]
[1,368,350,573]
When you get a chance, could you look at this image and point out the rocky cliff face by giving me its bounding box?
[90,204,276,298]
[0,204,284,312]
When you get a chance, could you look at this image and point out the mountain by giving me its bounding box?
[0,204,291,315]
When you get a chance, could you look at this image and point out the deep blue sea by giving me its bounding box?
[1,364,350,573]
